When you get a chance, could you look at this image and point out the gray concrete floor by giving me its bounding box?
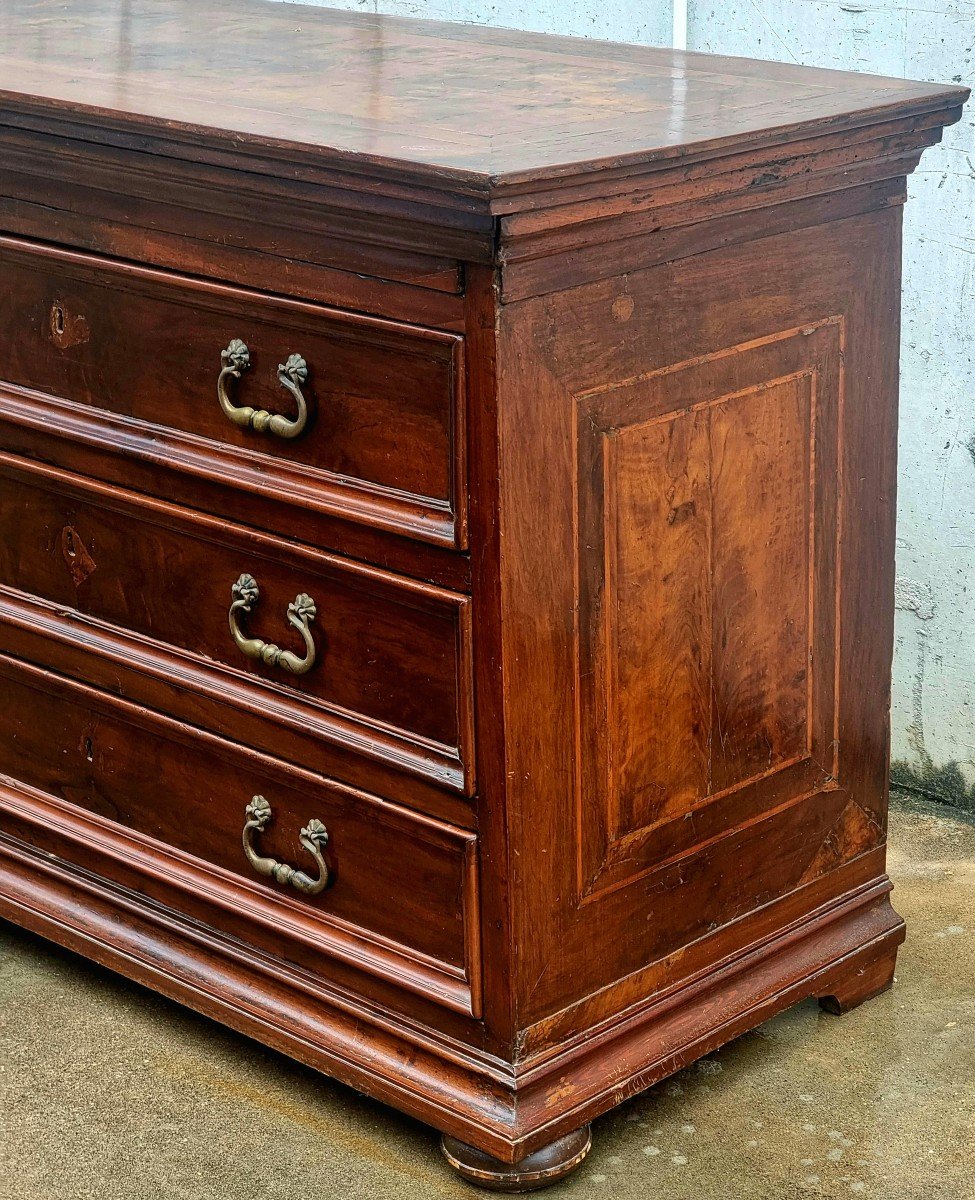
[1,792,973,1200]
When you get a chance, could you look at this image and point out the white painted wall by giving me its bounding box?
[686,4,975,805]
[276,0,671,44]
[275,0,975,802]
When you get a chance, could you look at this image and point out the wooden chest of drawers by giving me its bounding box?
[0,1,966,1189]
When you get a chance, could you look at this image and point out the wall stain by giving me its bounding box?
[894,577,935,621]
[891,752,975,814]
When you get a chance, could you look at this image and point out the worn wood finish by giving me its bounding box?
[0,456,475,797]
[818,946,899,1015]
[0,653,481,1017]
[441,1127,593,1191]
[0,0,960,179]
[495,210,909,1034]
[0,236,467,551]
[0,3,966,1189]
[0,0,965,298]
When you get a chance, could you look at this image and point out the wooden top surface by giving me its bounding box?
[0,0,967,189]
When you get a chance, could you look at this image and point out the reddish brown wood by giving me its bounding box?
[0,2,965,1189]
[0,456,475,797]
[0,236,467,552]
[818,946,899,1014]
[0,0,962,181]
[0,653,482,1018]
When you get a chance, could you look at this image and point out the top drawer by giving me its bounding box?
[0,237,466,552]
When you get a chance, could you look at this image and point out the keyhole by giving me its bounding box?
[84,736,93,763]
[53,304,65,336]
[60,525,96,586]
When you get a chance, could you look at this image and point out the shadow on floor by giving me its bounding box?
[1,792,972,1200]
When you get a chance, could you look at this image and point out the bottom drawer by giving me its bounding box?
[0,653,480,1016]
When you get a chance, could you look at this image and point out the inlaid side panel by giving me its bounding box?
[575,322,842,895]
[495,209,902,1032]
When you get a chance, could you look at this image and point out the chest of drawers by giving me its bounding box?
[0,1,966,1189]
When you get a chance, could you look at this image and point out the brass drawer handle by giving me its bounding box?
[229,573,318,676]
[242,795,330,896]
[218,338,310,440]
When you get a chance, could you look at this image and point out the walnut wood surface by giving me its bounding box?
[0,652,482,1018]
[441,1126,593,1191]
[0,5,964,1182]
[0,458,474,794]
[0,0,962,183]
[818,946,899,1015]
[493,208,907,1027]
[0,236,466,550]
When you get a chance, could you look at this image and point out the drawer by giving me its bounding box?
[0,654,481,1016]
[0,456,474,796]
[0,236,467,551]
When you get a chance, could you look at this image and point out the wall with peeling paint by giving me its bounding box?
[272,0,975,801]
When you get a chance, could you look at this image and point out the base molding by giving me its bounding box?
[818,943,899,1014]
[0,832,903,1163]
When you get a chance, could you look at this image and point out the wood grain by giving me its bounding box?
[0,235,467,550]
[0,654,482,1016]
[0,0,962,180]
[0,2,965,301]
[0,8,963,1183]
[0,455,475,795]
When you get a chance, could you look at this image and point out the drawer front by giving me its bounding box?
[0,456,474,794]
[0,655,480,1016]
[0,237,466,550]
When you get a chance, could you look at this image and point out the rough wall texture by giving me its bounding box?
[687,1,975,808]
[273,0,975,804]
[275,0,671,43]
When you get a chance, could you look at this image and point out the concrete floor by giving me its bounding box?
[1,792,972,1200]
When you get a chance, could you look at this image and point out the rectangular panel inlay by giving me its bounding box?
[608,372,813,834]
[575,323,843,895]
[0,6,960,1170]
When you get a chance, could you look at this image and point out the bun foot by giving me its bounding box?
[441,1126,592,1192]
[818,946,899,1015]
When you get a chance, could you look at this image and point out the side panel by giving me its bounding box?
[497,207,902,1031]
[576,324,841,896]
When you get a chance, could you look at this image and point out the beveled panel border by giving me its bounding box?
[571,320,845,899]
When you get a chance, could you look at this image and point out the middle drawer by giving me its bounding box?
[0,455,474,802]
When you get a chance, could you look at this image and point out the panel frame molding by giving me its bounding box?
[571,319,846,899]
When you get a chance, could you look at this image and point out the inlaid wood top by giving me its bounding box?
[0,0,966,191]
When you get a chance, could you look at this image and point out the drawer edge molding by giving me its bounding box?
[0,450,476,796]
[0,823,905,1162]
[0,230,468,549]
[0,446,469,605]
[0,715,482,1017]
[0,834,516,1154]
[0,584,470,798]
[0,380,462,549]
